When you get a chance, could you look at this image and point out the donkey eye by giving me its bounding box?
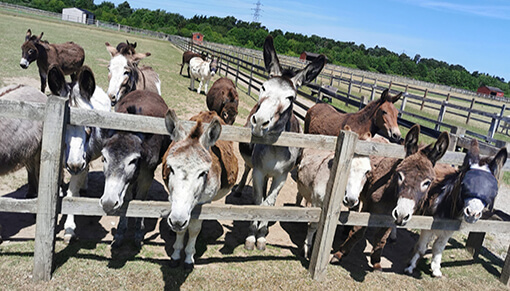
[397,171,404,185]
[128,158,139,166]
[167,165,174,175]
[421,180,431,189]
[199,170,208,179]
[261,85,265,92]
[381,110,387,115]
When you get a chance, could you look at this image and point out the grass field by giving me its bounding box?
[0,10,509,291]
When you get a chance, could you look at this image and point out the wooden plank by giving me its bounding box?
[0,197,37,213]
[33,96,67,282]
[466,232,485,258]
[309,131,357,281]
[0,99,46,121]
[501,245,510,286]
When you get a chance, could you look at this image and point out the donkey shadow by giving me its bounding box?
[0,185,37,240]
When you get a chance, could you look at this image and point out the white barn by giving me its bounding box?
[62,7,95,24]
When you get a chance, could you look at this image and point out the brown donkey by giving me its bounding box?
[304,89,402,143]
[330,124,449,271]
[20,29,85,92]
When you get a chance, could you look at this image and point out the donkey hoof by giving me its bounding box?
[256,240,266,251]
[183,262,194,270]
[432,270,443,278]
[168,258,180,268]
[111,239,124,249]
[404,266,414,275]
[244,240,255,251]
[372,263,382,271]
[330,253,344,265]
[63,234,74,244]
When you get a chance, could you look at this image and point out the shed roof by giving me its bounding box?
[481,85,504,93]
[63,7,94,15]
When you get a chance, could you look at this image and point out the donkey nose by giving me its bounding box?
[392,131,401,141]
[168,217,188,231]
[100,198,120,214]
[67,161,86,175]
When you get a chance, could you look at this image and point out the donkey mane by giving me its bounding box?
[190,121,203,140]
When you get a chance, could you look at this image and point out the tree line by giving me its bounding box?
[5,0,509,96]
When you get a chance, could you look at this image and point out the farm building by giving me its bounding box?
[61,7,95,25]
[300,51,328,63]
[192,32,204,44]
[477,85,504,97]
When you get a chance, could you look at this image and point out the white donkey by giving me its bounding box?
[105,42,161,106]
[296,131,372,258]
[189,56,218,94]
[47,64,111,244]
[241,35,326,251]
[163,110,238,269]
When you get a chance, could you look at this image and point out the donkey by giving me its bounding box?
[180,50,207,76]
[163,110,238,269]
[404,139,507,277]
[330,125,449,271]
[105,42,161,106]
[20,29,85,92]
[304,89,403,143]
[115,40,137,55]
[101,90,171,248]
[296,131,372,258]
[189,56,218,95]
[0,84,47,198]
[47,64,111,243]
[206,77,239,125]
[241,35,326,251]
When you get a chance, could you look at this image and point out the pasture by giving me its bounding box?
[0,10,509,290]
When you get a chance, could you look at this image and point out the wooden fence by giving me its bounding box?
[1,91,510,284]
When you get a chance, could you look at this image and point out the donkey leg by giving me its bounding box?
[234,164,251,197]
[133,172,154,248]
[39,70,47,93]
[112,215,128,248]
[190,76,195,91]
[404,229,434,275]
[197,78,204,95]
[183,219,203,269]
[370,227,392,271]
[25,152,40,198]
[331,225,367,264]
[64,168,88,244]
[430,230,454,278]
[245,169,265,250]
[304,221,318,258]
[256,174,288,251]
[204,79,210,94]
[170,229,186,268]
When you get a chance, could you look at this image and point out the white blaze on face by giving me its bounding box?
[392,197,415,226]
[65,125,88,173]
[463,198,485,223]
[344,155,371,208]
[107,55,129,101]
[20,58,30,68]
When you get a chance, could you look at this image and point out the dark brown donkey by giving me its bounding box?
[206,77,239,125]
[304,89,402,142]
[179,50,207,76]
[20,29,85,92]
[330,124,449,271]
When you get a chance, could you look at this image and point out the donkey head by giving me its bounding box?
[374,89,402,143]
[100,129,144,214]
[392,125,449,226]
[250,35,325,138]
[460,139,507,223]
[163,109,222,232]
[209,57,218,76]
[20,29,43,69]
[105,42,151,105]
[48,65,97,175]
[343,128,372,208]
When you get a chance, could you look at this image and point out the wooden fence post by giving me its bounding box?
[495,104,507,134]
[399,94,407,118]
[33,96,67,281]
[235,58,240,87]
[435,101,448,131]
[420,89,428,111]
[248,63,254,96]
[466,98,476,124]
[488,117,498,141]
[359,96,367,110]
[309,130,357,281]
[346,77,353,107]
[359,76,364,93]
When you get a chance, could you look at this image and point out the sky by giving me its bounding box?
[94,0,510,82]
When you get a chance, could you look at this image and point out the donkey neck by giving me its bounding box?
[34,42,49,69]
[348,100,381,136]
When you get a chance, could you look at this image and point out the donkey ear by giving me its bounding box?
[132,52,151,64]
[489,147,508,177]
[404,124,420,157]
[200,117,222,149]
[165,109,185,142]
[263,35,282,77]
[291,55,326,89]
[105,42,118,57]
[427,131,449,166]
[391,91,403,103]
[47,65,66,96]
[25,29,32,41]
[78,66,96,101]
[464,139,481,166]
[36,32,43,42]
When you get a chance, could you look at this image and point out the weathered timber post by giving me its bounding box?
[359,96,367,110]
[248,63,254,96]
[359,76,364,93]
[501,245,510,286]
[495,104,507,134]
[309,130,357,281]
[398,93,408,118]
[33,96,67,281]
[448,126,465,152]
[466,98,476,124]
[420,89,428,111]
[435,101,448,131]
[235,58,240,87]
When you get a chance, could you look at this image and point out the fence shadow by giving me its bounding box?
[0,185,36,240]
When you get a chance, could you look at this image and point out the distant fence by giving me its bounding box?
[1,94,510,284]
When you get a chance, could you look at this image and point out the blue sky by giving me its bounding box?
[95,0,510,81]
